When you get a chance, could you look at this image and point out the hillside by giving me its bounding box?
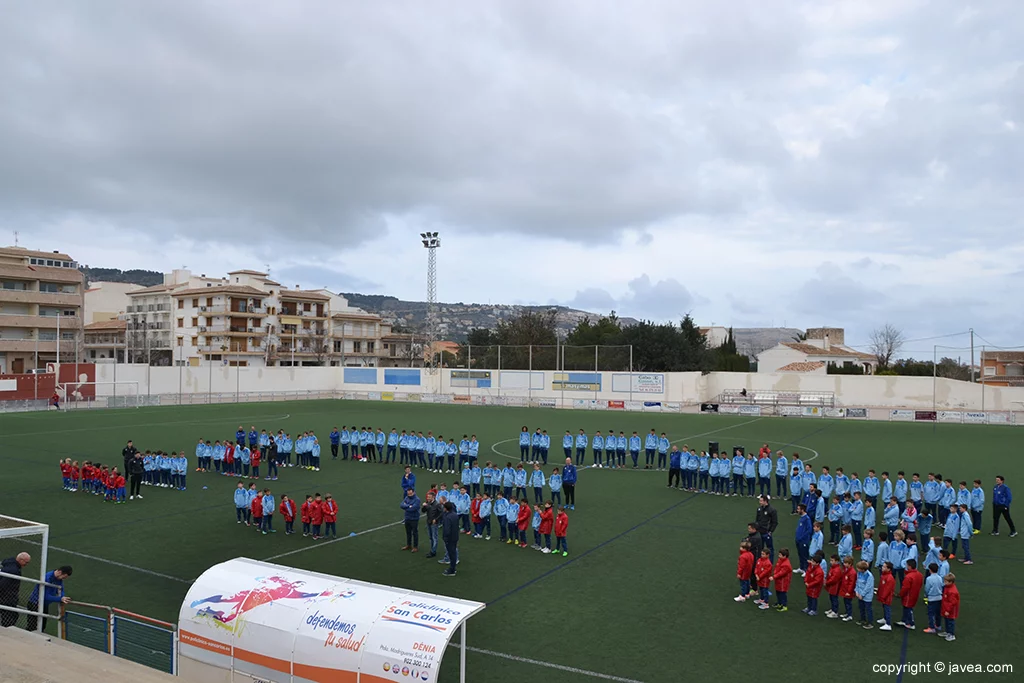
[342,293,638,341]
[81,267,163,287]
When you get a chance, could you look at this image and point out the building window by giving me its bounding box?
[177,318,184,328]
[304,302,311,312]
[178,299,184,309]
[383,343,389,350]
[206,297,212,306]
[353,341,362,353]
[192,336,198,346]
[984,366,996,376]
[367,341,375,353]
[191,317,198,327]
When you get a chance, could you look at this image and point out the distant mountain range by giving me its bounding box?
[343,293,639,341]
[79,268,794,354]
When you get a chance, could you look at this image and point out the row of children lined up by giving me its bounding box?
[401,486,571,556]
[60,454,188,500]
[195,430,321,477]
[737,543,962,640]
[231,482,339,538]
[400,461,578,509]
[518,427,676,468]
[228,425,319,469]
[352,429,483,472]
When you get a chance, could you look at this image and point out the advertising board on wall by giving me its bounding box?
[611,373,665,394]
[890,409,915,422]
[738,405,762,416]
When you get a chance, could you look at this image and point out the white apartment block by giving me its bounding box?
[125,269,388,367]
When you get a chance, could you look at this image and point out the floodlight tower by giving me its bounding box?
[421,232,441,374]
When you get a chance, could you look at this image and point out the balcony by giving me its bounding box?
[0,339,59,353]
[199,324,267,335]
[202,304,266,317]
[198,344,264,355]
[0,290,81,307]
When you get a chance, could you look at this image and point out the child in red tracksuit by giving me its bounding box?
[301,495,314,536]
[825,555,843,617]
[554,506,569,556]
[773,548,793,611]
[251,491,263,530]
[754,549,773,609]
[735,542,754,602]
[516,500,531,547]
[224,443,235,476]
[251,448,261,480]
[539,502,554,553]
[322,494,338,538]
[839,556,857,621]
[877,561,896,630]
[69,461,80,492]
[470,495,483,538]
[279,495,297,535]
[310,493,324,539]
[113,471,126,504]
[803,557,824,615]
[940,573,959,641]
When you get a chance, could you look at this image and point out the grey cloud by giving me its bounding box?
[566,275,700,321]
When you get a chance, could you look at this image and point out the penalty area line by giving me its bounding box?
[453,644,646,683]
[262,520,404,562]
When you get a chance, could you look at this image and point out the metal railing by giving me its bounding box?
[59,600,177,675]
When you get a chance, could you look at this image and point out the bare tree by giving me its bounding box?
[303,325,332,366]
[869,323,906,369]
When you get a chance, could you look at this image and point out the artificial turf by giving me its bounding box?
[1,400,1022,682]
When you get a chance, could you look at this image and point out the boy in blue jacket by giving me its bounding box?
[855,560,875,628]
[502,463,515,499]
[731,451,746,496]
[743,453,757,498]
[644,430,657,469]
[668,447,682,489]
[616,431,627,468]
[592,431,605,468]
[775,451,789,498]
[757,453,772,497]
[629,432,641,469]
[657,433,670,471]
[494,492,509,542]
[576,430,588,464]
[233,481,248,523]
[530,464,546,504]
[401,466,416,494]
[514,464,528,499]
[549,467,563,506]
[790,467,803,514]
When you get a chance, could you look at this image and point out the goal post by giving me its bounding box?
[56,381,141,410]
[0,514,51,633]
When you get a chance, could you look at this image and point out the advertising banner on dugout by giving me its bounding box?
[179,558,485,683]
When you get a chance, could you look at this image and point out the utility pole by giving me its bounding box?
[420,232,441,374]
[969,328,975,383]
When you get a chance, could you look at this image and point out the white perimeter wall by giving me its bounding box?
[92,364,1024,411]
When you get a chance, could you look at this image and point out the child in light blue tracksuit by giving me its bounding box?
[494,494,509,542]
[478,494,493,539]
[855,561,875,627]
[506,499,520,544]
[502,464,516,499]
[531,507,542,548]
[530,465,546,504]
[958,504,973,563]
[549,468,563,506]
[514,465,528,499]
[233,482,248,523]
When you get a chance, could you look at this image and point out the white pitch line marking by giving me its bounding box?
[454,645,646,683]
[23,539,191,583]
[262,520,404,561]
[5,413,292,438]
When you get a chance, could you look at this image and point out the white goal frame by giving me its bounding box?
[0,514,51,632]
[56,381,141,410]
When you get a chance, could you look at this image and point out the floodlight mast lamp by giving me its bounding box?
[421,232,441,374]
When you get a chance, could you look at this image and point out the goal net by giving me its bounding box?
[56,381,141,410]
[0,514,51,633]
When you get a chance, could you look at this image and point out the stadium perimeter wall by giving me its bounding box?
[88,364,1024,413]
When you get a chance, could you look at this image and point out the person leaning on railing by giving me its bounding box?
[0,552,31,628]
[26,565,72,633]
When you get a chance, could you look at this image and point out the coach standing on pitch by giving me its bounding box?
[128,452,145,500]
[756,495,779,561]
[563,457,578,510]
[441,502,459,577]
[992,476,1017,537]
[122,440,138,477]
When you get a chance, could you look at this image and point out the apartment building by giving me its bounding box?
[83,319,127,362]
[0,246,84,373]
[379,326,425,367]
[331,310,384,367]
[84,281,142,324]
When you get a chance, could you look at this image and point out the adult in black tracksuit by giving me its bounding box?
[755,495,779,561]
[122,441,138,478]
[128,454,145,499]
[441,502,459,576]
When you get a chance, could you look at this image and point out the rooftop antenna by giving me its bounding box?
[13,230,19,247]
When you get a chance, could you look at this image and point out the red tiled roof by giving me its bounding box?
[777,361,826,372]
[782,342,874,360]
[85,320,127,331]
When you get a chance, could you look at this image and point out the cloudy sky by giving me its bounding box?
[3,0,1021,355]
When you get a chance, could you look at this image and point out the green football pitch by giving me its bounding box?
[2,400,1022,683]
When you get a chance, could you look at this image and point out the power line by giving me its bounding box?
[974,334,1024,351]
[843,330,972,350]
